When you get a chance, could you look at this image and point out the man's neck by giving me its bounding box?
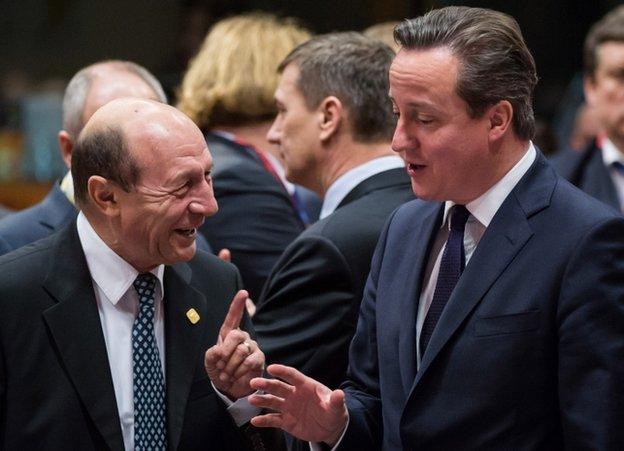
[318,140,395,197]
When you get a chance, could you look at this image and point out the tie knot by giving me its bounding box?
[450,205,470,232]
[133,273,157,308]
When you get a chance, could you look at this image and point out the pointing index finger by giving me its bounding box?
[219,289,248,340]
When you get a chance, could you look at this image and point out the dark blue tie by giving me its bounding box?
[132,273,167,450]
[419,205,470,357]
[612,161,624,176]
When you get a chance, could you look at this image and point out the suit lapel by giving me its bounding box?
[42,224,124,451]
[337,167,409,210]
[39,183,78,231]
[410,154,555,392]
[163,262,215,450]
[582,147,621,210]
[397,203,444,395]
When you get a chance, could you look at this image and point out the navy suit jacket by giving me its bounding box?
[254,168,413,390]
[552,139,621,211]
[339,154,624,450]
[0,222,278,450]
[0,182,213,256]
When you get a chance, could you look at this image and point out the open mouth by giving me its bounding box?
[408,163,426,171]
[175,228,197,237]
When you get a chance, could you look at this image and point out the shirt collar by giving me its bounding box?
[59,171,75,205]
[442,142,537,228]
[76,212,164,305]
[320,155,405,219]
[601,138,624,166]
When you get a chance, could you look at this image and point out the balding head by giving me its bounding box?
[72,98,217,271]
[59,60,166,169]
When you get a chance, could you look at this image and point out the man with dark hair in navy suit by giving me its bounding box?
[248,7,624,450]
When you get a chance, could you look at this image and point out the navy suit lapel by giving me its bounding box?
[336,168,409,210]
[42,224,124,451]
[581,148,621,210]
[39,183,78,231]
[398,202,444,395]
[410,154,555,392]
[163,262,217,450]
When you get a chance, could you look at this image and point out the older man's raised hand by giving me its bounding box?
[249,364,349,446]
[205,290,264,399]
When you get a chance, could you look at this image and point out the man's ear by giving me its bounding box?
[318,96,343,142]
[58,130,74,169]
[487,100,513,142]
[88,176,120,216]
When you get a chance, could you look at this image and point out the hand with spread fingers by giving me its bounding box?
[205,290,264,399]
[248,364,349,446]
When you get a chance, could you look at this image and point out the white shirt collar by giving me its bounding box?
[320,155,405,219]
[442,142,537,228]
[601,138,624,166]
[76,211,164,305]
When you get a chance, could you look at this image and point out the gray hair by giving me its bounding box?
[394,6,538,140]
[62,60,167,138]
[278,32,397,142]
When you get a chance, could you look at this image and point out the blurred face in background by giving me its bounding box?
[585,41,624,149]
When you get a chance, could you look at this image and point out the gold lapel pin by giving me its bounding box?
[186,308,200,324]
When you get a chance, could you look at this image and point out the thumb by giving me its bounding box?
[218,248,231,263]
[328,389,346,413]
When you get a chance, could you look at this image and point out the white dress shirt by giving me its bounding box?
[319,156,405,219]
[600,138,624,211]
[415,143,536,366]
[76,212,257,451]
[77,212,165,451]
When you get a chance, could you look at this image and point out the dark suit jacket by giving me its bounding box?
[253,168,413,389]
[201,132,305,299]
[552,139,621,211]
[0,223,278,450]
[339,154,624,450]
[0,182,213,256]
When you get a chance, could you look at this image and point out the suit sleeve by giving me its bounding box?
[253,235,357,389]
[331,214,398,450]
[557,216,624,449]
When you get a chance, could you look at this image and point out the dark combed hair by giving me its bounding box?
[71,126,140,205]
[279,32,397,142]
[394,6,538,140]
[583,5,624,78]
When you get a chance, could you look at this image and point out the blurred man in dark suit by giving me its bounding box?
[253,33,413,390]
[249,7,624,450]
[0,60,211,255]
[0,98,276,450]
[554,6,624,212]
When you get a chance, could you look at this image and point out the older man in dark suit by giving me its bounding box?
[0,60,211,256]
[0,98,276,450]
[252,32,413,391]
[249,7,624,450]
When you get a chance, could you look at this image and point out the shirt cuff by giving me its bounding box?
[309,413,349,451]
[211,381,262,427]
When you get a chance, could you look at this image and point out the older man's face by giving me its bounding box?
[389,47,497,204]
[112,103,218,271]
[585,41,624,148]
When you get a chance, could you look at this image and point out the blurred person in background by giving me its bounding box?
[554,5,624,212]
[0,60,213,255]
[177,13,318,300]
[363,21,401,53]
